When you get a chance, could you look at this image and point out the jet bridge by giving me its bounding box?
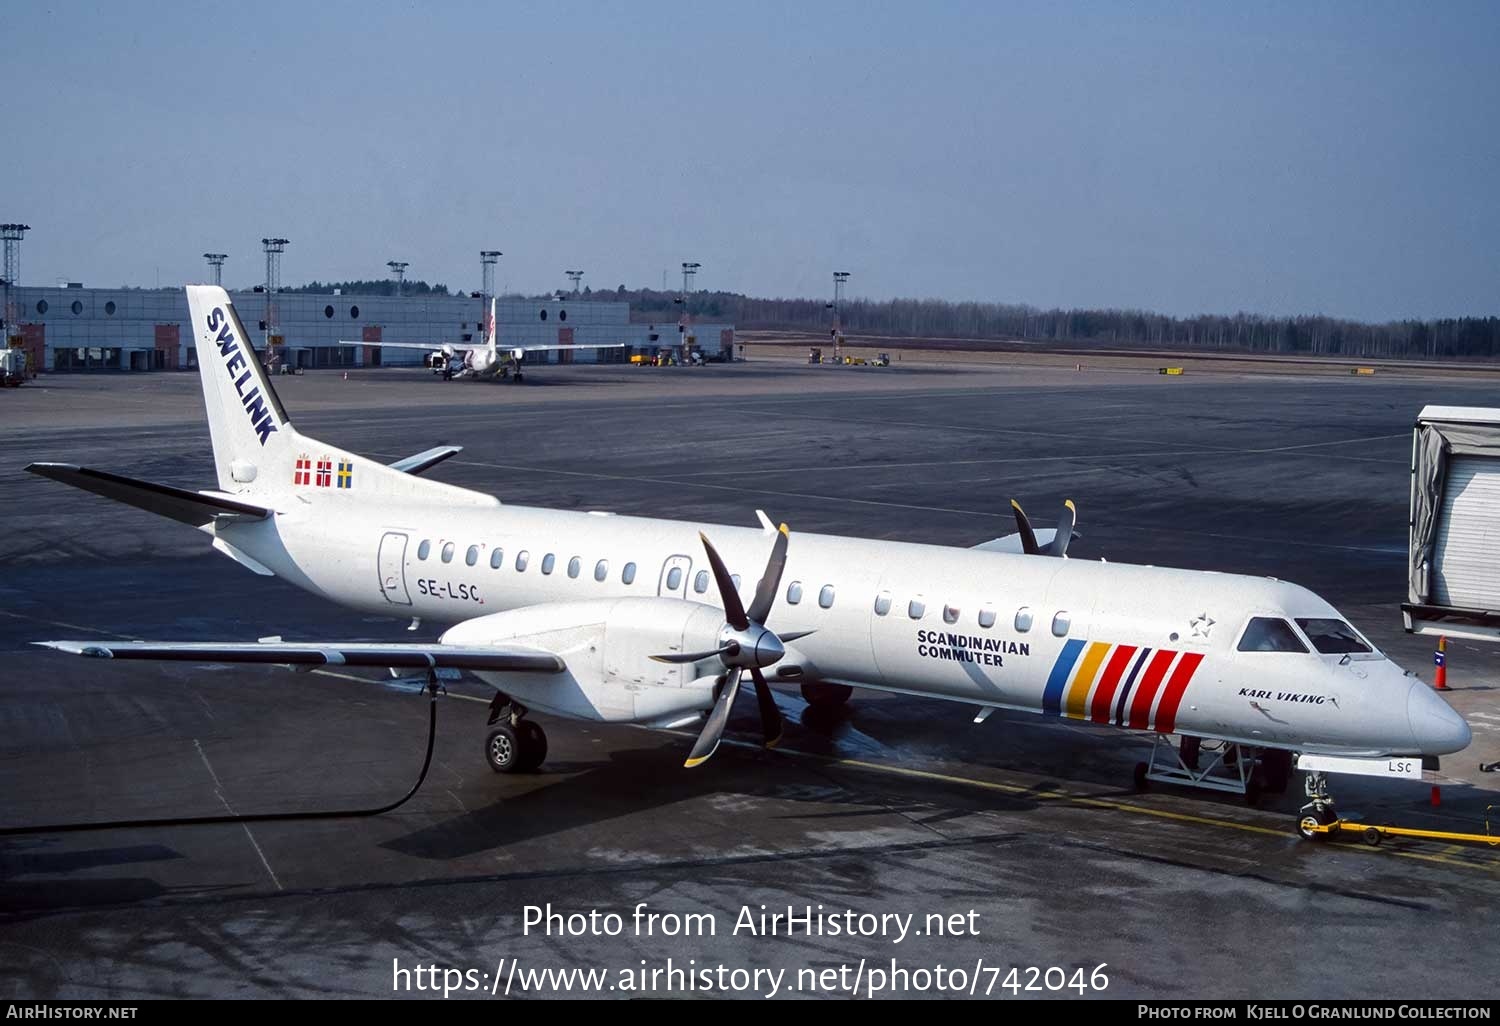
[1405,404,1500,642]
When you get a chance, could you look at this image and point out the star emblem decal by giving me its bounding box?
[1190,613,1215,638]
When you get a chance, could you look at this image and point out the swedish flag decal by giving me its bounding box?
[336,459,354,489]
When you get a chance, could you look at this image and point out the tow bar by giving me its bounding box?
[1299,806,1500,847]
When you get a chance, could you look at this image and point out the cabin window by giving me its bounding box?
[943,604,960,624]
[594,559,609,582]
[515,550,530,572]
[622,561,637,585]
[694,570,710,594]
[541,553,556,575]
[567,556,581,578]
[819,585,835,609]
[441,542,455,563]
[465,545,479,567]
[1051,612,1071,637]
[1238,617,1309,653]
[787,581,803,604]
[490,548,504,570]
[417,539,431,561]
[1294,618,1372,655]
[978,608,996,629]
[731,574,741,590]
[874,592,892,616]
[1015,607,1033,632]
[908,597,926,620]
[666,566,683,591]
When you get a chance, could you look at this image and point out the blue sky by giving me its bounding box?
[6,1,1497,319]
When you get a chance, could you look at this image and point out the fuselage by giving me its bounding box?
[210,486,1471,760]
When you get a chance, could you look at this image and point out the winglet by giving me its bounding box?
[755,509,775,533]
[779,522,789,536]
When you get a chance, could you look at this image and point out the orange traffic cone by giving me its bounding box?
[1431,786,1442,807]
[1434,635,1450,691]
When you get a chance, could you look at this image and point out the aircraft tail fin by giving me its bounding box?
[184,285,496,508]
[186,285,300,491]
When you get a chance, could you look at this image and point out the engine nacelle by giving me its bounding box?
[441,597,726,723]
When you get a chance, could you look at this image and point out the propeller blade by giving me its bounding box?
[749,667,784,749]
[684,668,742,768]
[777,629,816,644]
[1045,499,1077,557]
[747,523,790,625]
[650,644,733,665]
[1010,500,1040,555]
[699,532,748,630]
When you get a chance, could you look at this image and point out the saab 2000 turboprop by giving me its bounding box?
[27,286,1470,839]
[340,297,622,382]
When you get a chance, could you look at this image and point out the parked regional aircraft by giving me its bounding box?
[340,298,622,382]
[28,287,1470,838]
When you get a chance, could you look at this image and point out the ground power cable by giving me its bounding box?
[0,683,441,838]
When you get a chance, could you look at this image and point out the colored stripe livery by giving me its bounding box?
[1042,640,1205,732]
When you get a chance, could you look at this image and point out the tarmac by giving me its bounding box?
[2,355,1498,999]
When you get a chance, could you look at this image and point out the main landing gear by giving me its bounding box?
[1132,735,1292,808]
[485,692,547,773]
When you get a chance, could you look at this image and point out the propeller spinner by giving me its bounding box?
[651,524,809,767]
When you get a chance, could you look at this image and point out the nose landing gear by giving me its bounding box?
[1297,770,1338,840]
[485,692,548,773]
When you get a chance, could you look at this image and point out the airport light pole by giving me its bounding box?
[566,270,584,295]
[387,261,408,298]
[830,271,850,363]
[678,262,700,362]
[203,253,227,286]
[480,250,501,342]
[2,224,29,340]
[261,237,289,353]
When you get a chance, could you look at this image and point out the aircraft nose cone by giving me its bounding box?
[1407,679,1471,755]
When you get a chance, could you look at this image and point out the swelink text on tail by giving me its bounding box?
[207,306,278,445]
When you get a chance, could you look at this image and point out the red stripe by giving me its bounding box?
[1127,650,1177,730]
[1089,645,1137,724]
[1152,652,1205,734]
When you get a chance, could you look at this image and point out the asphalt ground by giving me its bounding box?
[2,356,1498,1000]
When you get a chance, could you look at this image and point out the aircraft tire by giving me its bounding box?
[1259,749,1292,794]
[517,720,548,772]
[485,724,522,774]
[800,683,853,707]
[1297,806,1337,842]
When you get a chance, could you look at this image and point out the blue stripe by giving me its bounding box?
[1042,639,1086,716]
[1114,647,1152,726]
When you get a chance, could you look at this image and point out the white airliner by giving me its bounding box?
[28,286,1470,839]
[339,297,622,381]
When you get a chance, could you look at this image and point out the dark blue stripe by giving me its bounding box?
[1042,638,1086,717]
[1114,647,1152,726]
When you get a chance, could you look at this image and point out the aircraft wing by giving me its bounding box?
[508,342,626,352]
[971,528,1058,553]
[337,340,460,352]
[36,639,565,673]
[26,463,272,527]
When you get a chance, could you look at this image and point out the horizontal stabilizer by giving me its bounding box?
[972,528,1058,554]
[25,463,271,527]
[388,445,462,476]
[36,639,565,674]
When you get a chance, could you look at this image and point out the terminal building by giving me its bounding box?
[3,286,735,372]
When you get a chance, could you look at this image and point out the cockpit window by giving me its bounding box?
[1237,617,1308,653]
[1295,618,1372,655]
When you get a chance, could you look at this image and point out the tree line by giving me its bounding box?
[595,286,1500,360]
[284,279,452,297]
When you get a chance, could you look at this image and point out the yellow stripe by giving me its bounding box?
[1064,641,1111,719]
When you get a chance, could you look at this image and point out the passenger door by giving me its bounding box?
[658,554,693,598]
[378,531,412,605]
